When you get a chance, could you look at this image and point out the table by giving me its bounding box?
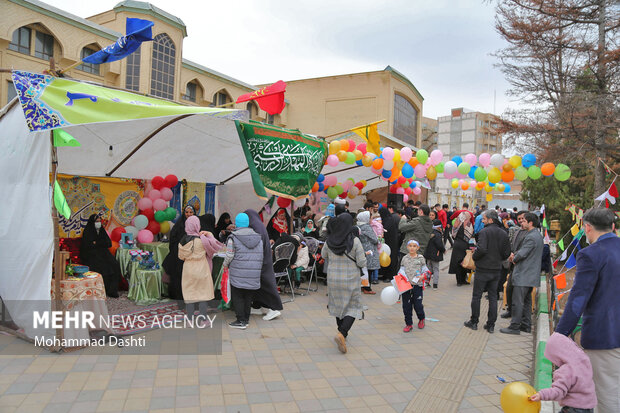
[138,242,170,266]
[127,268,166,306]
[115,247,140,278]
[51,273,113,340]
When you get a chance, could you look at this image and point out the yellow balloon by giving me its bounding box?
[488,167,502,183]
[393,149,401,163]
[426,166,437,180]
[348,192,356,199]
[484,183,492,192]
[329,140,341,155]
[451,179,459,189]
[337,150,347,161]
[353,149,363,161]
[500,382,540,413]
[496,183,505,192]
[360,180,367,187]
[362,154,374,167]
[509,155,522,169]
[159,221,170,234]
[380,252,391,267]
[486,193,493,202]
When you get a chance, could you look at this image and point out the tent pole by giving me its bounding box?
[106,114,193,176]
[50,131,63,352]
[219,167,249,185]
[290,203,294,235]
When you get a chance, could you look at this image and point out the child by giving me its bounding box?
[290,235,309,288]
[400,239,429,332]
[222,213,264,329]
[529,332,597,413]
[424,219,446,289]
[370,212,385,242]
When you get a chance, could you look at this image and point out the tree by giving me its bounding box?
[492,0,620,197]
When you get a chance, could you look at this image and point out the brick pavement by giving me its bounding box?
[0,255,534,413]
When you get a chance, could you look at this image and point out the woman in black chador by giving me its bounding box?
[79,214,122,297]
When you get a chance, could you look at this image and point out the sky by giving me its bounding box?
[44,0,514,119]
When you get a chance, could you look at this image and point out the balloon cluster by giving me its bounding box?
[311,174,368,200]
[110,175,179,246]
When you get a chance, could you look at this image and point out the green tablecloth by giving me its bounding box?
[138,242,170,265]
[115,248,140,277]
[127,268,167,306]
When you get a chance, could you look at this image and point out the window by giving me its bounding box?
[7,81,17,102]
[34,31,54,60]
[267,114,275,124]
[125,46,141,91]
[246,102,258,119]
[211,91,230,107]
[393,94,418,145]
[9,27,31,55]
[150,34,175,100]
[183,82,196,102]
[76,47,100,75]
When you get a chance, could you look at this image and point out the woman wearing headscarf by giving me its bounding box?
[356,211,380,291]
[448,210,474,286]
[302,219,319,239]
[244,209,284,321]
[215,213,234,243]
[266,208,290,242]
[163,205,195,300]
[80,214,122,297]
[199,213,216,235]
[379,206,399,282]
[323,214,367,354]
[178,216,222,323]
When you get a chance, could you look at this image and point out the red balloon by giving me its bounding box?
[276,197,292,208]
[389,185,398,194]
[141,208,155,221]
[405,187,412,195]
[338,192,348,198]
[151,176,165,190]
[397,176,406,185]
[110,227,126,242]
[147,220,160,235]
[354,182,364,190]
[348,140,356,152]
[164,174,178,188]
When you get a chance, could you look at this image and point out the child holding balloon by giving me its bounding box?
[528,332,596,413]
[400,239,429,332]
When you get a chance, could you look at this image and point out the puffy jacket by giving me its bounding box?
[399,215,433,255]
[224,227,263,290]
[424,229,446,262]
[472,221,511,271]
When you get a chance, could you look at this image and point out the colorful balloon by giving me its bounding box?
[541,162,555,176]
[457,162,471,175]
[148,189,161,201]
[490,153,504,168]
[154,210,167,223]
[444,161,458,175]
[160,187,173,201]
[500,382,540,413]
[430,149,443,165]
[509,155,522,168]
[522,153,537,168]
[501,169,515,183]
[362,154,374,167]
[416,149,429,164]
[435,162,444,173]
[345,152,356,164]
[464,153,477,166]
[329,140,341,155]
[515,166,529,181]
[137,229,154,243]
[503,183,511,193]
[124,225,139,238]
[137,197,152,211]
[414,164,427,178]
[134,215,148,230]
[528,165,542,180]
[165,207,177,221]
[153,198,167,211]
[554,163,571,181]
[383,159,395,170]
[339,140,349,152]
[474,167,487,182]
[486,193,493,202]
[327,187,338,199]
[478,153,491,167]
[111,227,126,242]
[400,147,413,162]
[151,176,165,190]
[380,286,399,305]
[452,156,462,165]
[382,147,394,160]
[327,154,339,167]
[488,167,502,184]
[159,221,170,234]
[401,163,414,178]
[426,166,437,180]
[380,252,391,267]
[147,220,160,235]
[451,179,459,189]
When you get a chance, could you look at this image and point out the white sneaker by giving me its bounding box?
[263,309,281,321]
[250,308,265,315]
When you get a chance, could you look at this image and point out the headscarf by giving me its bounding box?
[80,213,111,257]
[356,211,370,225]
[324,204,335,217]
[268,208,289,235]
[326,213,357,256]
[199,213,216,234]
[170,205,195,245]
[215,212,231,235]
[335,204,347,216]
[304,219,315,233]
[245,209,273,263]
[453,211,474,240]
[182,216,222,269]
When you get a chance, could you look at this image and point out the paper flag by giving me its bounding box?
[565,253,577,270]
[559,249,568,261]
[595,189,616,205]
[542,217,547,228]
[553,273,567,289]
[558,239,564,251]
[53,129,80,147]
[571,223,579,236]
[541,204,545,215]
[53,180,71,219]
[609,181,619,198]
[552,259,558,268]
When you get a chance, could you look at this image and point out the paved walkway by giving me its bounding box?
[0,255,534,413]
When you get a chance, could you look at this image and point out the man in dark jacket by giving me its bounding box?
[424,219,446,288]
[464,210,511,333]
[398,204,433,255]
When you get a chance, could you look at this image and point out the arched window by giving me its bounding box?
[393,94,418,145]
[77,46,101,75]
[246,101,258,119]
[211,90,231,107]
[9,25,56,61]
[9,27,31,55]
[183,81,199,102]
[125,46,141,91]
[150,33,176,100]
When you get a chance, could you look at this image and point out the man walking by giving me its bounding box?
[555,208,620,413]
[501,210,528,319]
[464,210,511,333]
[500,212,543,335]
[442,204,454,248]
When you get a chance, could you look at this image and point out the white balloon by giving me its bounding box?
[124,225,139,238]
[383,159,395,170]
[380,286,399,306]
[490,153,505,168]
[444,161,458,175]
[380,243,391,256]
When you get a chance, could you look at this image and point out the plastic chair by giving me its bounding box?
[273,242,296,303]
[299,237,320,295]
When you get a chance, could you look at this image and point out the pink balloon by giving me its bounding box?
[160,187,173,201]
[413,187,422,195]
[327,155,339,167]
[137,197,152,210]
[430,149,443,165]
[414,164,427,178]
[444,172,456,179]
[153,199,167,211]
[403,194,409,203]
[479,153,491,167]
[464,153,477,165]
[400,147,413,162]
[382,147,394,160]
[396,187,405,195]
[148,189,161,200]
[137,229,154,243]
[324,175,337,187]
[371,167,382,175]
[358,142,367,154]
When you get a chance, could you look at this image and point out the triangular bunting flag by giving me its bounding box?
[571,223,579,236]
[53,129,80,147]
[542,217,547,228]
[559,249,568,261]
[565,253,577,269]
[552,259,559,269]
[540,204,545,215]
[609,181,619,198]
[558,239,564,251]
[53,180,71,219]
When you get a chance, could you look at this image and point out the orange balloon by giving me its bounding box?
[503,163,513,172]
[541,162,556,176]
[109,241,119,255]
[461,182,470,190]
[337,150,347,161]
[408,158,419,167]
[312,182,319,192]
[372,158,384,170]
[501,169,515,182]
[476,182,485,190]
[339,140,349,152]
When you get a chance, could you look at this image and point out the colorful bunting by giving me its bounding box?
[571,223,579,236]
[565,253,577,270]
[558,239,564,251]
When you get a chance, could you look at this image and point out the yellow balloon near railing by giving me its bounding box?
[500,382,540,413]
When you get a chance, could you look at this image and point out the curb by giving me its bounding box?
[535,275,555,412]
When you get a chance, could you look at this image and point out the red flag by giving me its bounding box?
[236,80,286,115]
[609,181,619,198]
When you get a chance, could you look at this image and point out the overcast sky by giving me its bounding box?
[45,0,513,119]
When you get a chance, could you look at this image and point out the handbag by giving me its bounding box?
[461,249,476,270]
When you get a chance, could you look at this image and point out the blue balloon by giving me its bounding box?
[382,169,392,178]
[489,182,495,187]
[452,156,462,165]
[318,183,324,192]
[468,165,478,179]
[503,184,511,193]
[401,163,414,178]
[410,181,417,188]
[522,153,537,168]
[316,174,325,182]
[355,160,363,166]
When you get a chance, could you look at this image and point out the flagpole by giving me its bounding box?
[57,60,84,76]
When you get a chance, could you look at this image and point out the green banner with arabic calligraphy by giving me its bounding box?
[235,121,328,200]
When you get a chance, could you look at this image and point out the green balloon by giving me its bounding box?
[416,149,429,164]
[327,187,338,199]
[554,163,571,181]
[515,166,528,181]
[474,167,487,182]
[528,165,542,180]
[154,210,167,223]
[457,162,471,175]
[165,207,177,221]
[345,152,356,164]
[435,162,444,173]
[402,182,409,188]
[335,184,344,195]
